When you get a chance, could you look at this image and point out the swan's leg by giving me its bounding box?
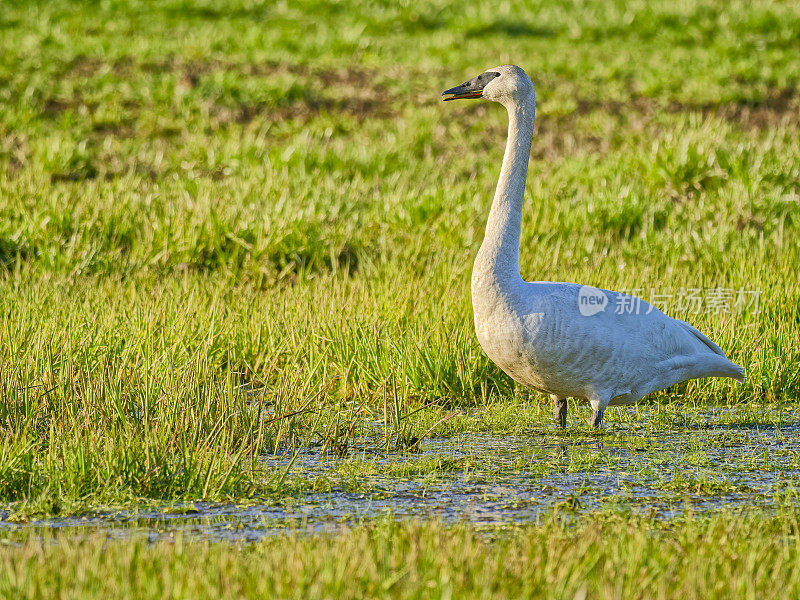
[551,394,567,429]
[588,395,609,429]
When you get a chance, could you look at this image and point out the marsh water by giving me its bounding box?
[3,406,800,541]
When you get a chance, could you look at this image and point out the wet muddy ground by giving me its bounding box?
[2,406,799,541]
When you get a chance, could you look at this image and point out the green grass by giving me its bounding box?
[1,0,798,511]
[5,509,800,599]
[0,0,800,591]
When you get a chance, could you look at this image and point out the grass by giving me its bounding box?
[5,509,800,599]
[0,0,799,594]
[1,0,798,511]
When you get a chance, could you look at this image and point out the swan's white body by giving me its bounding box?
[445,65,744,426]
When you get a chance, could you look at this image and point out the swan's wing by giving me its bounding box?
[588,289,735,367]
[519,283,743,396]
[672,318,727,357]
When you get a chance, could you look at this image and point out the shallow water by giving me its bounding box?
[3,406,800,541]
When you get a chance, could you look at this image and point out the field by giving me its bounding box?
[1,0,799,597]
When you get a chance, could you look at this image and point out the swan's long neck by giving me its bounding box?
[473,95,535,289]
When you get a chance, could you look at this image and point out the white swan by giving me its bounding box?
[442,65,744,428]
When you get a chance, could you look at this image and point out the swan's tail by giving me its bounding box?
[658,354,746,389]
[721,360,746,383]
[688,354,746,384]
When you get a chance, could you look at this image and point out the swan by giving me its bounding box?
[442,65,745,428]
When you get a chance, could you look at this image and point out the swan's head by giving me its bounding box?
[442,64,534,106]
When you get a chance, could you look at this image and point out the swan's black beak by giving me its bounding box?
[442,81,484,101]
[442,71,500,101]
